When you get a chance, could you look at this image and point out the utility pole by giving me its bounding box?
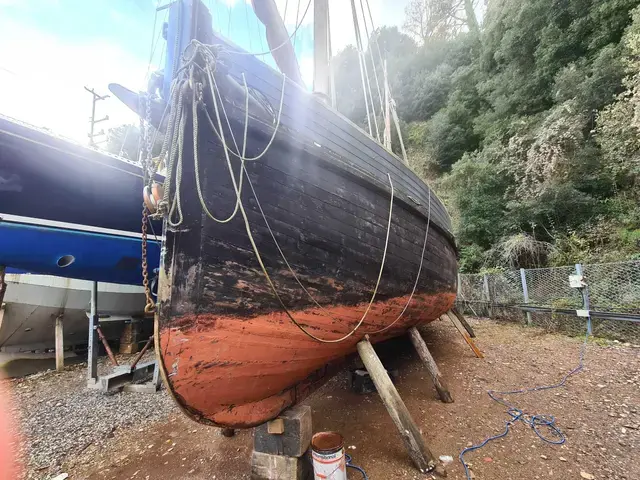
[84,86,109,146]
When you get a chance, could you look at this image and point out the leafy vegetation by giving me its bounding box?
[334,0,640,271]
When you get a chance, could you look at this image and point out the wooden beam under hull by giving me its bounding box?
[155,291,455,428]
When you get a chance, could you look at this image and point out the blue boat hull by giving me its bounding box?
[0,221,160,285]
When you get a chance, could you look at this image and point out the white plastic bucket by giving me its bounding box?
[311,432,347,480]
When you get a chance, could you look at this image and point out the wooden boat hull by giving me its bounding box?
[142,0,459,428]
[158,292,455,427]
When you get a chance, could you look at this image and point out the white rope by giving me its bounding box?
[358,0,385,120]
[367,190,432,334]
[204,55,398,338]
[160,42,398,343]
[350,0,373,137]
[203,59,396,342]
[228,0,311,57]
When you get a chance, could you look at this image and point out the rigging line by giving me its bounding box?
[203,56,395,327]
[206,72,396,342]
[364,0,386,78]
[366,190,432,335]
[283,0,290,24]
[353,0,380,141]
[145,8,170,82]
[293,0,302,50]
[226,0,312,56]
[145,8,159,79]
[358,0,385,123]
[244,0,253,50]
[255,14,267,54]
[350,0,373,137]
[199,50,286,161]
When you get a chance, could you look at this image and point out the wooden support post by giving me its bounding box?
[451,307,475,338]
[408,327,453,403]
[55,315,64,372]
[356,335,437,474]
[444,311,484,359]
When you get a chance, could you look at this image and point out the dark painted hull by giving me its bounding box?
[155,20,458,427]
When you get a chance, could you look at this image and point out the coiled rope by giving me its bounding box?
[459,321,590,479]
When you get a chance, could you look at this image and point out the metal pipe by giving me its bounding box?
[88,281,99,382]
[130,336,154,372]
[96,326,119,367]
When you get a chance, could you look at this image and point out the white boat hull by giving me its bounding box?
[0,274,147,353]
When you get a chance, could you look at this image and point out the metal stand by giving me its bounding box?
[0,267,6,345]
[55,315,64,372]
[86,280,160,393]
[356,335,438,474]
[87,281,99,385]
[408,327,453,403]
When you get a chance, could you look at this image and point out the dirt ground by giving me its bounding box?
[19,318,640,480]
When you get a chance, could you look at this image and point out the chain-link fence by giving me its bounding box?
[456,260,640,342]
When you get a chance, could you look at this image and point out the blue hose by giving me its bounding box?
[345,453,369,480]
[459,319,590,480]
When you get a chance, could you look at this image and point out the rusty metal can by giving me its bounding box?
[311,431,346,480]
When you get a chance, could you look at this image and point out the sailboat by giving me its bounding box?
[112,0,458,428]
[0,114,161,285]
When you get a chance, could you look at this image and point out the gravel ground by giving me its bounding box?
[6,353,174,479]
[5,318,640,480]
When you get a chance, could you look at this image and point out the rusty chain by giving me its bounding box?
[141,204,155,313]
[140,93,156,314]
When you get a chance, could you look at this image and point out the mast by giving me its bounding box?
[383,60,391,150]
[313,0,333,104]
[251,0,305,86]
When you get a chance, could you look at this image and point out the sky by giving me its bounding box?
[0,0,411,142]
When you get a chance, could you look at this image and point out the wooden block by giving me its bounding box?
[254,405,312,458]
[268,419,285,434]
[250,451,312,480]
[119,322,141,354]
